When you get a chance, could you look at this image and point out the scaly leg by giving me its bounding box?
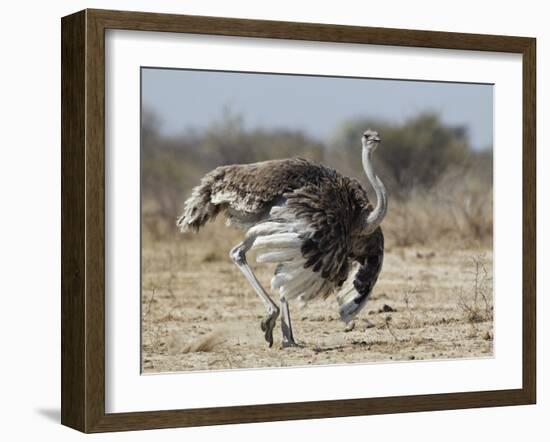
[280,295,300,348]
[230,238,279,347]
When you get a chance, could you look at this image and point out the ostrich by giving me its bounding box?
[177,130,387,348]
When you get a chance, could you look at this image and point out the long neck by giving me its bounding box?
[362,147,387,234]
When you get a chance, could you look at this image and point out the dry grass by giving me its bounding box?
[457,253,493,324]
[383,171,492,248]
[181,329,229,353]
[143,166,492,250]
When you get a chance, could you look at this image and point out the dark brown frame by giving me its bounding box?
[61,8,536,433]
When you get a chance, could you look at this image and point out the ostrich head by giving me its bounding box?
[362,129,381,151]
[361,129,387,234]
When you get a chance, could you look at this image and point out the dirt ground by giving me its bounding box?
[141,221,493,373]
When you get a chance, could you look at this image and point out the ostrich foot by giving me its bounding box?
[260,308,279,347]
[281,315,301,348]
[282,339,303,349]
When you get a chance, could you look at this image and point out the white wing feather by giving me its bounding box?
[249,219,345,303]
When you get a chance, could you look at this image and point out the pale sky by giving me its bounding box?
[142,68,493,150]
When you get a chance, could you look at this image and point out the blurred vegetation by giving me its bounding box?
[142,107,493,247]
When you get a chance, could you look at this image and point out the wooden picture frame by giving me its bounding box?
[61,8,536,433]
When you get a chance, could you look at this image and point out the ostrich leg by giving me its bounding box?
[280,295,299,348]
[230,239,280,347]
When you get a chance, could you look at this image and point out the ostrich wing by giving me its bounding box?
[337,227,384,322]
[258,177,371,305]
[283,179,365,285]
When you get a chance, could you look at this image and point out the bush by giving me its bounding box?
[328,113,473,197]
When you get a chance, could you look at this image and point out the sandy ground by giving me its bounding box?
[141,221,493,373]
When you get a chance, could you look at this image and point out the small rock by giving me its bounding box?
[363,319,375,329]
[409,355,415,360]
[379,304,397,313]
[483,331,493,341]
[344,321,356,332]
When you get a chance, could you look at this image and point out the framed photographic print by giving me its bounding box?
[61,9,536,433]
